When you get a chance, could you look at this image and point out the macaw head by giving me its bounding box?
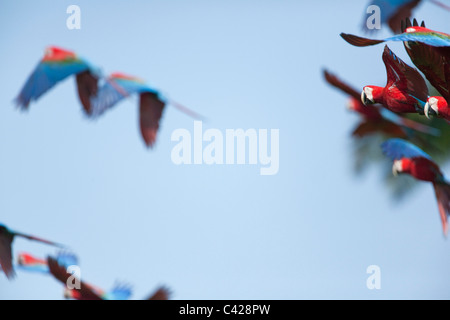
[64,288,80,300]
[425,96,448,119]
[43,46,77,62]
[392,158,415,177]
[361,86,376,105]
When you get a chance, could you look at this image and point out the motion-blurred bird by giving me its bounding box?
[0,224,64,280]
[90,72,203,148]
[362,0,450,34]
[323,69,439,137]
[47,256,170,300]
[17,252,77,275]
[15,46,100,114]
[361,45,429,114]
[382,138,450,235]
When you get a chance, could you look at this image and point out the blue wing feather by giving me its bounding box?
[90,76,163,118]
[16,59,93,109]
[386,33,450,47]
[381,138,432,161]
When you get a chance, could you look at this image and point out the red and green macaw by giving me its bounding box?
[47,255,170,300]
[361,45,429,114]
[90,72,203,148]
[0,224,64,280]
[323,69,439,137]
[17,252,77,275]
[398,19,450,121]
[382,138,450,235]
[15,46,100,115]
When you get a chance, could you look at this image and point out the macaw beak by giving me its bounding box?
[361,91,368,106]
[392,160,403,177]
[424,101,438,119]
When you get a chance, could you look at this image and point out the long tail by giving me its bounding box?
[429,0,450,11]
[433,182,450,237]
[169,99,207,121]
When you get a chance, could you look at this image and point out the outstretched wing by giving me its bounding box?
[15,47,93,110]
[382,45,428,102]
[47,256,102,300]
[140,92,166,148]
[323,69,361,100]
[14,231,64,248]
[90,73,160,118]
[106,283,133,300]
[386,0,421,34]
[146,286,171,300]
[341,28,450,48]
[381,138,432,160]
[0,235,14,280]
[76,70,99,115]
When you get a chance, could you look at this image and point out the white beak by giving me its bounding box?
[392,160,402,177]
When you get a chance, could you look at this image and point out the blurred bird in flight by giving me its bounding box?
[15,46,100,115]
[362,0,450,34]
[90,72,204,148]
[382,138,450,235]
[47,255,170,300]
[0,224,64,280]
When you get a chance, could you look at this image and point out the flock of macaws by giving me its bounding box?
[15,46,202,148]
[0,224,170,300]
[325,1,450,236]
[2,0,450,299]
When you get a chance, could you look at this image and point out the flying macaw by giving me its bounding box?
[0,224,64,280]
[361,45,429,114]
[382,138,450,235]
[15,46,100,115]
[362,0,450,34]
[90,72,203,148]
[16,252,78,275]
[394,19,450,121]
[47,256,170,300]
[342,24,450,49]
[323,69,439,137]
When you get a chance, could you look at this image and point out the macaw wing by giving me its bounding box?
[15,59,91,110]
[381,138,432,160]
[47,256,102,300]
[405,41,450,101]
[14,231,64,248]
[0,235,14,280]
[382,45,428,102]
[380,109,441,136]
[140,92,166,148]
[76,70,99,115]
[386,0,421,34]
[386,32,450,47]
[146,286,171,300]
[56,252,79,268]
[107,283,133,300]
[323,69,361,100]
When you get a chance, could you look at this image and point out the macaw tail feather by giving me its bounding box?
[429,0,450,12]
[433,182,450,237]
[170,100,206,121]
[340,33,384,47]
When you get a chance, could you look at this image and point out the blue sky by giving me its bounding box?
[1,0,450,299]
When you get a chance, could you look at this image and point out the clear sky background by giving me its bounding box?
[1,0,450,300]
